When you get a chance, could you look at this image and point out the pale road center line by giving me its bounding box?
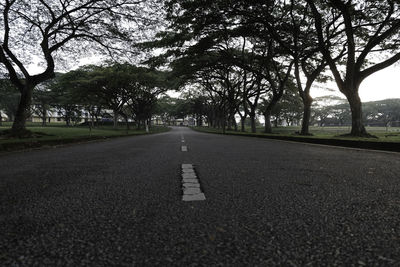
[181,164,206,201]
[181,145,188,152]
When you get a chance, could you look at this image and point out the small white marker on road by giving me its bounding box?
[181,146,188,152]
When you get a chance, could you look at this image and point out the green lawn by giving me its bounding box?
[0,124,170,151]
[193,126,400,143]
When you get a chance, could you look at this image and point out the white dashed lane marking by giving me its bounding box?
[181,135,187,149]
[181,164,206,201]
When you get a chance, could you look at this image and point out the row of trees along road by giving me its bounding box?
[146,0,400,137]
[2,1,400,137]
[0,0,162,136]
[311,97,400,128]
[11,64,168,129]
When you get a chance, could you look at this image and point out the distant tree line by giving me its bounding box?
[160,94,400,130]
[311,97,400,128]
[1,64,170,130]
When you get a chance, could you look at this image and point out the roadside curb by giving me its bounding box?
[191,127,400,153]
[0,127,171,153]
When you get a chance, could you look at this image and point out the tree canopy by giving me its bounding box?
[2,0,400,137]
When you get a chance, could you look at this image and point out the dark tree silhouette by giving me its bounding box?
[0,0,160,136]
[306,0,400,136]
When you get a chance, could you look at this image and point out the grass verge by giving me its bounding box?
[191,126,400,152]
[0,126,170,152]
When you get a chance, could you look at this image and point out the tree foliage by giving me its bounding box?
[0,0,162,134]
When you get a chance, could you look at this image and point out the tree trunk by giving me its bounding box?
[94,115,99,127]
[124,115,130,131]
[264,111,272,133]
[346,91,368,136]
[249,112,256,133]
[90,115,95,128]
[263,96,281,134]
[222,113,226,134]
[41,106,47,127]
[300,103,312,135]
[113,109,118,129]
[240,117,246,132]
[227,115,232,131]
[208,116,213,128]
[232,117,238,131]
[197,115,202,126]
[11,84,33,135]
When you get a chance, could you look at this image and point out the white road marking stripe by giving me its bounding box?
[182,178,198,183]
[182,183,200,188]
[182,173,196,179]
[182,164,193,168]
[181,146,188,152]
[181,164,206,201]
[182,193,206,201]
[183,187,202,194]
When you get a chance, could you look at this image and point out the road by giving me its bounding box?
[0,127,399,266]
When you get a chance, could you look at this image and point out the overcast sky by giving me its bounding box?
[357,65,400,102]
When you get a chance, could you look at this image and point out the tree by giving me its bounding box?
[84,64,133,129]
[125,67,168,130]
[254,43,294,133]
[363,99,400,128]
[154,95,177,126]
[0,0,160,136]
[67,68,105,128]
[32,80,54,126]
[70,64,168,130]
[49,74,82,126]
[306,0,400,136]
[271,87,303,127]
[0,78,19,124]
[55,68,105,128]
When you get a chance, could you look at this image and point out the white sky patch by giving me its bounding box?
[359,65,400,102]
[308,65,400,102]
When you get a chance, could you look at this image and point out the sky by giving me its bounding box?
[358,65,400,102]
[300,65,400,102]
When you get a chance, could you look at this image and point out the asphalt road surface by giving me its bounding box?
[1,127,399,266]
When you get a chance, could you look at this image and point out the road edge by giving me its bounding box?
[190,127,400,154]
[0,127,171,154]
